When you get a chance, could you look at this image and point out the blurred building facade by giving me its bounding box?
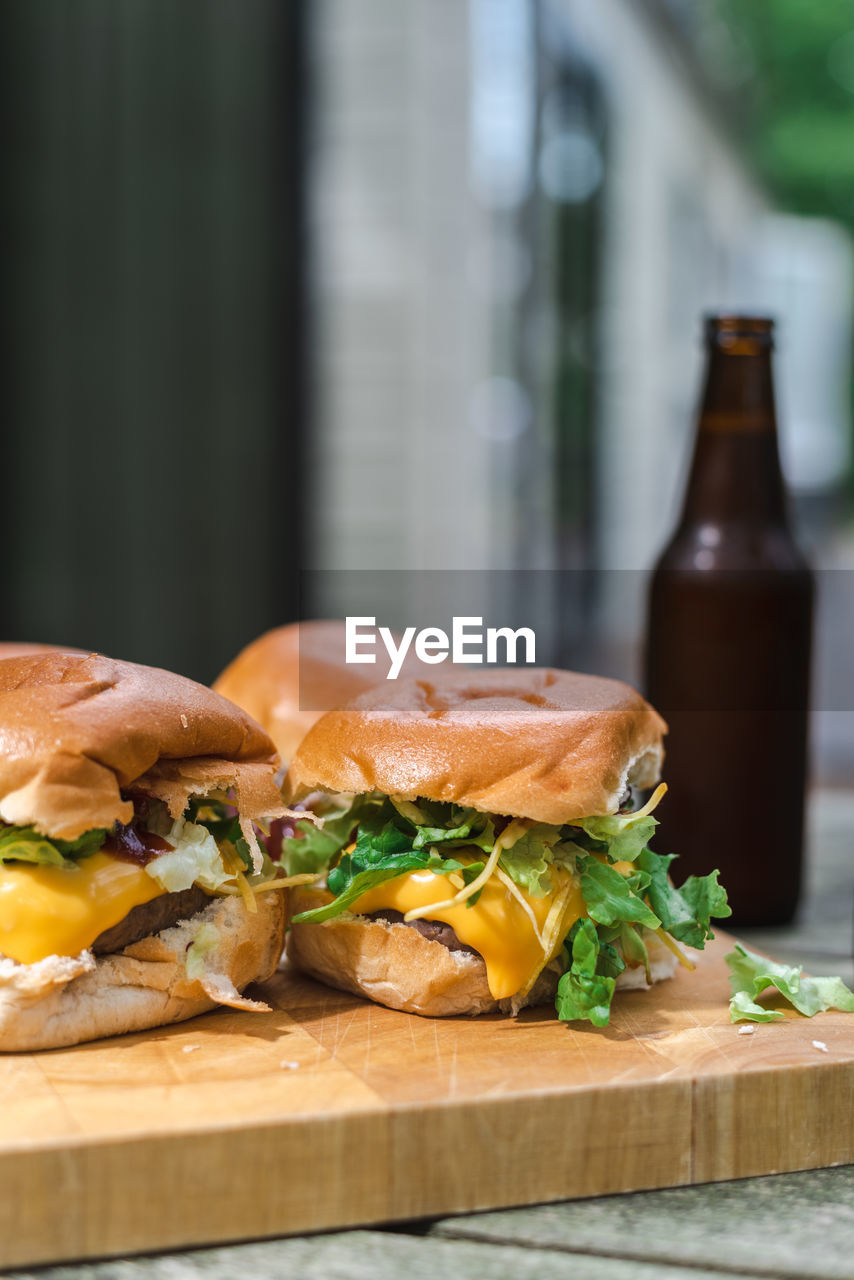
[307,0,853,696]
[1,0,851,782]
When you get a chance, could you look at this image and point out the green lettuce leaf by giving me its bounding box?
[726,943,854,1022]
[278,795,370,877]
[279,794,495,880]
[576,813,657,863]
[405,802,496,854]
[729,990,784,1023]
[498,824,566,897]
[577,853,660,929]
[289,797,489,923]
[619,922,651,979]
[0,824,108,868]
[596,938,628,981]
[636,849,730,949]
[555,919,618,1026]
[292,848,484,924]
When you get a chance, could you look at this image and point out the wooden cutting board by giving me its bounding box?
[1,931,852,1270]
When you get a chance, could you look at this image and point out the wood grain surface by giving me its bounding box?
[0,931,852,1270]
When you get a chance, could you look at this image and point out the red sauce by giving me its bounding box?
[102,824,173,867]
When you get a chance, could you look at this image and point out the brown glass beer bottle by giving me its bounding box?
[644,316,813,926]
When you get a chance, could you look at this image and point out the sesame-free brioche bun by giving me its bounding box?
[0,891,285,1052]
[285,667,666,825]
[286,888,677,1018]
[214,620,421,764]
[0,651,286,839]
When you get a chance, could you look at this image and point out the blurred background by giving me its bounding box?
[0,0,852,781]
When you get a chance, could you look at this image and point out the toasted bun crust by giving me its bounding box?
[0,652,285,839]
[286,895,677,1018]
[214,621,420,764]
[286,668,666,824]
[0,891,285,1052]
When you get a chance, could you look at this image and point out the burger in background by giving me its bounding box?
[0,642,84,658]
[213,620,420,765]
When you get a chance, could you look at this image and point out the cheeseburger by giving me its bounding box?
[213,620,420,765]
[281,669,730,1021]
[0,652,294,1051]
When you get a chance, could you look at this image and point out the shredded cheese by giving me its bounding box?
[518,873,582,997]
[494,865,547,952]
[234,868,257,913]
[653,925,695,971]
[631,781,667,820]
[217,872,320,896]
[402,818,532,923]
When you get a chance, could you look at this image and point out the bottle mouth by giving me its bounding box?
[704,315,775,350]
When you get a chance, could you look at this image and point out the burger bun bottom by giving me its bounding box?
[0,891,285,1052]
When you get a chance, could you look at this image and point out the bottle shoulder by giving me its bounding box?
[652,522,811,575]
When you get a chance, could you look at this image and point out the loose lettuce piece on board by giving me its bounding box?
[726,943,854,1022]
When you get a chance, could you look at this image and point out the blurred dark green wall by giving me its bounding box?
[0,0,306,683]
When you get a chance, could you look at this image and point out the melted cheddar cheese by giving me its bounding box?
[352,861,585,1000]
[0,852,165,965]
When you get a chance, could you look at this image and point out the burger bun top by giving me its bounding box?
[0,652,285,839]
[285,667,666,825]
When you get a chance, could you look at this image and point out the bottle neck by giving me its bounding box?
[678,345,789,528]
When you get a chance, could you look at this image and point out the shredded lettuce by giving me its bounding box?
[284,786,731,1027]
[575,812,657,864]
[726,943,854,1022]
[291,799,486,924]
[497,825,566,897]
[0,824,108,868]
[555,919,622,1025]
[280,794,494,884]
[145,818,235,893]
[406,803,496,854]
[576,854,660,930]
[278,796,371,877]
[0,798,287,906]
[618,921,651,979]
[636,849,730,948]
[186,800,253,871]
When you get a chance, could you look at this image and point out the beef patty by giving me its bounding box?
[367,908,477,956]
[92,885,211,954]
